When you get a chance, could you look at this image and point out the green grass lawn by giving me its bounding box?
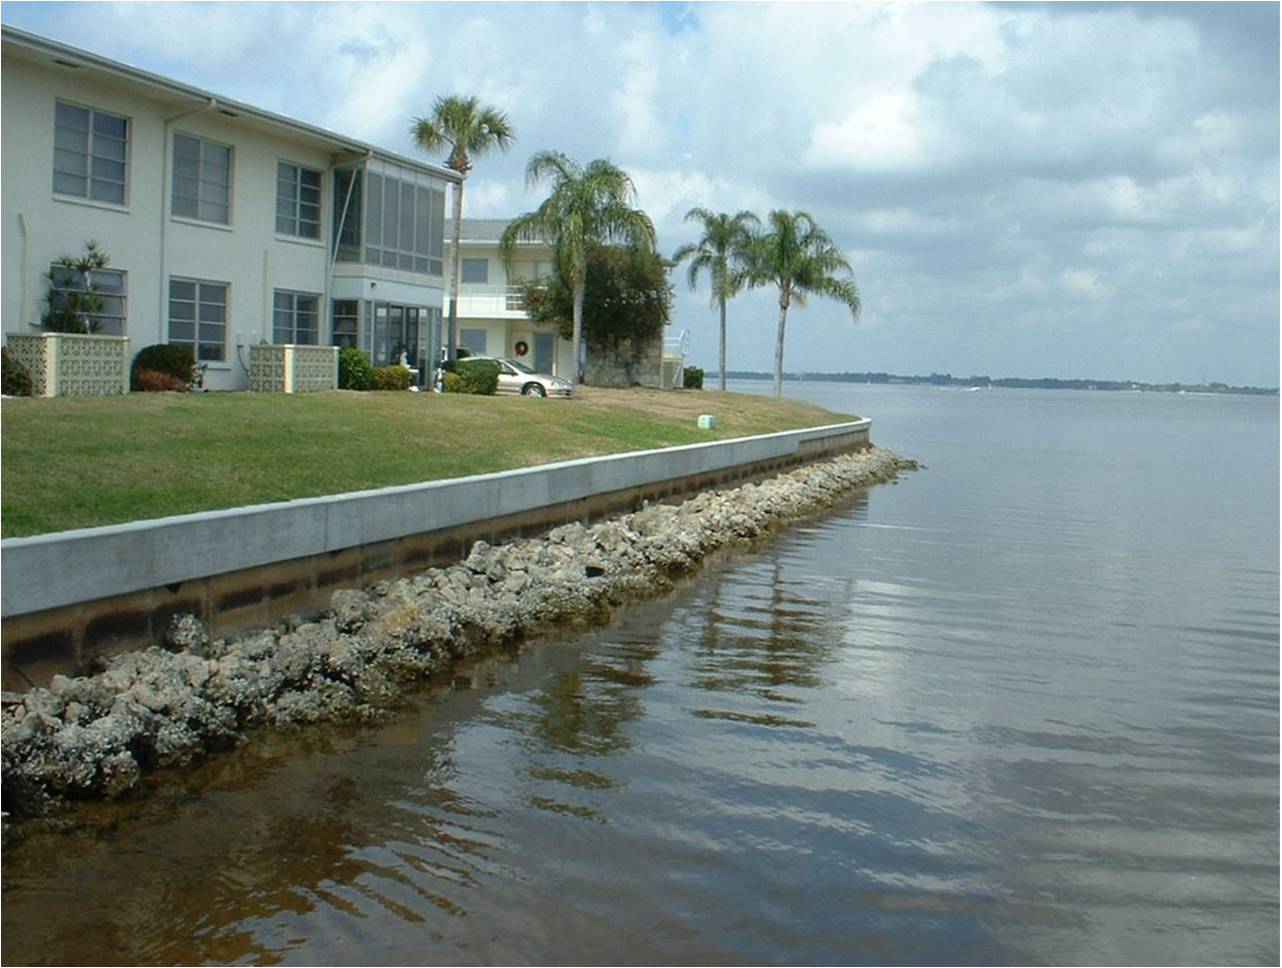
[1,387,853,537]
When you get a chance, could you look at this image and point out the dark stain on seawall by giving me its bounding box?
[0,447,917,822]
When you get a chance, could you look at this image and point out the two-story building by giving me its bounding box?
[449,217,689,388]
[1,25,459,390]
[447,218,576,378]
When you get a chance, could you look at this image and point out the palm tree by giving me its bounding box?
[500,151,656,384]
[744,210,861,396]
[671,208,759,391]
[411,95,515,362]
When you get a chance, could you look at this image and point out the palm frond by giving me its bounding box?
[412,94,515,174]
[526,150,578,190]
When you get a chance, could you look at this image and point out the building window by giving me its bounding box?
[53,100,128,204]
[172,132,231,224]
[47,264,127,335]
[276,161,321,239]
[332,299,359,349]
[169,278,227,361]
[272,290,319,344]
[461,258,489,284]
[363,170,445,275]
[460,328,487,356]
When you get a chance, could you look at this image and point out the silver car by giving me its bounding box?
[475,357,574,397]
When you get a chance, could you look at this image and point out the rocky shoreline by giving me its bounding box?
[2,446,917,821]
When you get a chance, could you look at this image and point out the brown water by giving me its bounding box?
[2,384,1277,965]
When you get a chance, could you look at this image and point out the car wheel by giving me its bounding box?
[522,383,547,398]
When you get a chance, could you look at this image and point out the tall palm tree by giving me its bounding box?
[411,95,515,362]
[671,208,759,391]
[744,210,861,396]
[499,151,656,384]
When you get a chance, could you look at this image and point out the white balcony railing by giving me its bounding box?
[456,284,528,316]
[662,328,691,388]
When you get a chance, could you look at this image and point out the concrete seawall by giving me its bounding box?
[2,420,870,687]
[1,445,915,819]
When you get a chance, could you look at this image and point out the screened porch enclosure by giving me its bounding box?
[332,160,447,274]
[331,298,442,385]
[329,156,450,386]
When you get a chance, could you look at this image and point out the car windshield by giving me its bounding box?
[505,358,536,374]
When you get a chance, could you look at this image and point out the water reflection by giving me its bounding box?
[3,712,512,965]
[689,530,862,705]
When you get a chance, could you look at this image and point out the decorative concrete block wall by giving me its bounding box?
[584,331,664,388]
[6,332,130,396]
[248,344,339,393]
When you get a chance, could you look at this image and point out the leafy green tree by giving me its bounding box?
[521,244,671,348]
[500,152,656,383]
[744,210,861,396]
[411,95,515,361]
[671,208,759,391]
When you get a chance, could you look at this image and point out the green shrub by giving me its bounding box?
[371,365,412,391]
[683,366,705,389]
[456,358,500,395]
[442,371,463,393]
[2,348,33,396]
[338,346,373,390]
[132,344,196,390]
[133,368,187,392]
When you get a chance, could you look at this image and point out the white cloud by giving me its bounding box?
[806,91,932,171]
[1060,268,1113,299]
[462,179,512,218]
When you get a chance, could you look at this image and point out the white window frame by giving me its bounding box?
[53,99,129,206]
[172,132,232,226]
[168,277,228,362]
[276,160,322,240]
[272,289,320,345]
[331,299,360,349]
[47,264,127,335]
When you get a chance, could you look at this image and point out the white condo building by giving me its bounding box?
[1,25,459,389]
[448,218,576,378]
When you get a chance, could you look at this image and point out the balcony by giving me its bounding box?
[456,284,532,318]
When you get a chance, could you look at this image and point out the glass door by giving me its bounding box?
[369,302,429,385]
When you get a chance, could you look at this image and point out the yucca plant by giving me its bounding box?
[41,239,110,334]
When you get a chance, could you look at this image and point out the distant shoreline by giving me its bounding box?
[717,371,1278,397]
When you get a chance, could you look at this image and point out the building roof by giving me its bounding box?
[1,24,460,183]
[458,219,514,241]
[453,219,552,249]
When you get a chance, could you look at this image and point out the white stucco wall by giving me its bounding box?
[2,43,452,390]
[451,237,572,376]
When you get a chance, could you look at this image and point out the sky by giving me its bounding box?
[5,1,1278,385]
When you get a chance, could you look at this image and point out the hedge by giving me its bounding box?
[131,344,197,390]
[456,358,500,395]
[338,347,373,390]
[371,365,412,391]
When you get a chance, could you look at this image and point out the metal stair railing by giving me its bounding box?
[662,328,691,388]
